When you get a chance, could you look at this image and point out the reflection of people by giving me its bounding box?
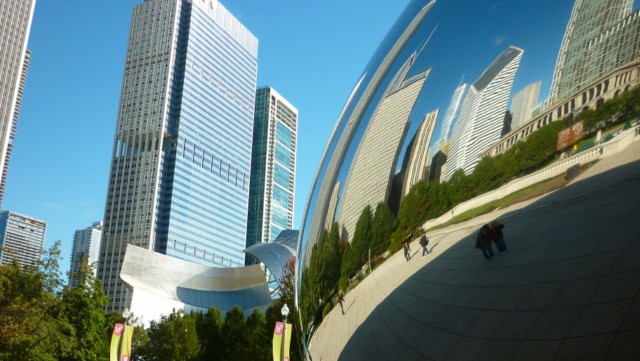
[491,220,507,254]
[475,224,494,261]
[420,234,430,257]
[403,241,411,261]
[338,291,345,315]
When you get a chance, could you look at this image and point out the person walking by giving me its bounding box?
[403,240,411,261]
[338,291,345,315]
[491,220,507,254]
[420,234,430,257]
[475,224,494,261]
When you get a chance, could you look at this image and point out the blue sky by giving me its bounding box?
[4,0,604,276]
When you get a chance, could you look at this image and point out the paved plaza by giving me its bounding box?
[309,136,640,361]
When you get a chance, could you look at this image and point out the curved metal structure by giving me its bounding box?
[245,229,298,284]
[120,244,272,325]
[296,0,438,338]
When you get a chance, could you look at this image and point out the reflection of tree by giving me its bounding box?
[301,85,640,335]
[340,206,372,286]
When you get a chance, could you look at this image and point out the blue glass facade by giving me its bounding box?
[247,87,297,260]
[165,3,258,267]
[99,0,258,312]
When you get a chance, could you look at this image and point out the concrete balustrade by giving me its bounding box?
[424,125,640,230]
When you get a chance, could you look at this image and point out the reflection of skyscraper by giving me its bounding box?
[439,83,469,143]
[402,109,438,197]
[0,211,46,267]
[69,222,103,287]
[303,1,435,258]
[550,0,634,101]
[324,182,341,232]
[98,0,258,312]
[446,46,523,180]
[247,87,297,256]
[338,62,430,241]
[0,0,35,207]
[510,81,540,130]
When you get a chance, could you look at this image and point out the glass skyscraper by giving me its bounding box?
[247,87,297,258]
[69,221,103,287]
[0,0,35,207]
[98,0,258,312]
[550,0,634,102]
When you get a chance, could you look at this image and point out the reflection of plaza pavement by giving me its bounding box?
[309,139,640,361]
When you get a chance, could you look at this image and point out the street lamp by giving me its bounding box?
[281,303,289,361]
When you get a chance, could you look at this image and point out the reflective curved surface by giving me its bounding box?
[296,0,438,330]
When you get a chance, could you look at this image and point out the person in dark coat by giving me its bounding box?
[403,240,411,261]
[338,291,345,315]
[491,220,507,254]
[475,224,494,261]
[420,234,430,257]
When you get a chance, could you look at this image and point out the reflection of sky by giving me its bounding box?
[300,0,638,266]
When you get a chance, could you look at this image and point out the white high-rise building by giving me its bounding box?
[337,57,430,241]
[0,1,36,206]
[69,222,103,287]
[439,83,469,144]
[510,81,541,130]
[0,211,46,267]
[402,109,438,196]
[445,46,523,180]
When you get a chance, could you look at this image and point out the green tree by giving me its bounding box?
[245,309,270,361]
[194,307,224,361]
[370,202,396,257]
[0,241,75,360]
[60,261,110,361]
[221,306,248,360]
[140,310,200,361]
[341,206,373,281]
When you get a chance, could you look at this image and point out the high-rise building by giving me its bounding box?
[550,0,635,102]
[337,55,430,241]
[510,81,540,130]
[439,82,469,144]
[69,221,103,287]
[98,0,258,312]
[246,87,297,259]
[0,211,46,267]
[445,46,523,180]
[0,1,36,207]
[402,109,438,197]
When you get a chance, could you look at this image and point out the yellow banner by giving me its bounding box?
[110,324,124,361]
[120,325,134,361]
[272,322,292,361]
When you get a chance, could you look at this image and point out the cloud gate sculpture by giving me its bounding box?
[296,0,438,344]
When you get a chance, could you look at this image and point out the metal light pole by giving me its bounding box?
[281,303,289,361]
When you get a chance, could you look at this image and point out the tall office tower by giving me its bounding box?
[98,0,258,312]
[0,211,46,267]
[402,109,438,197]
[0,1,36,207]
[246,87,297,260]
[510,81,540,130]
[337,56,430,241]
[438,82,469,144]
[445,46,523,180]
[550,0,634,102]
[69,221,103,287]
